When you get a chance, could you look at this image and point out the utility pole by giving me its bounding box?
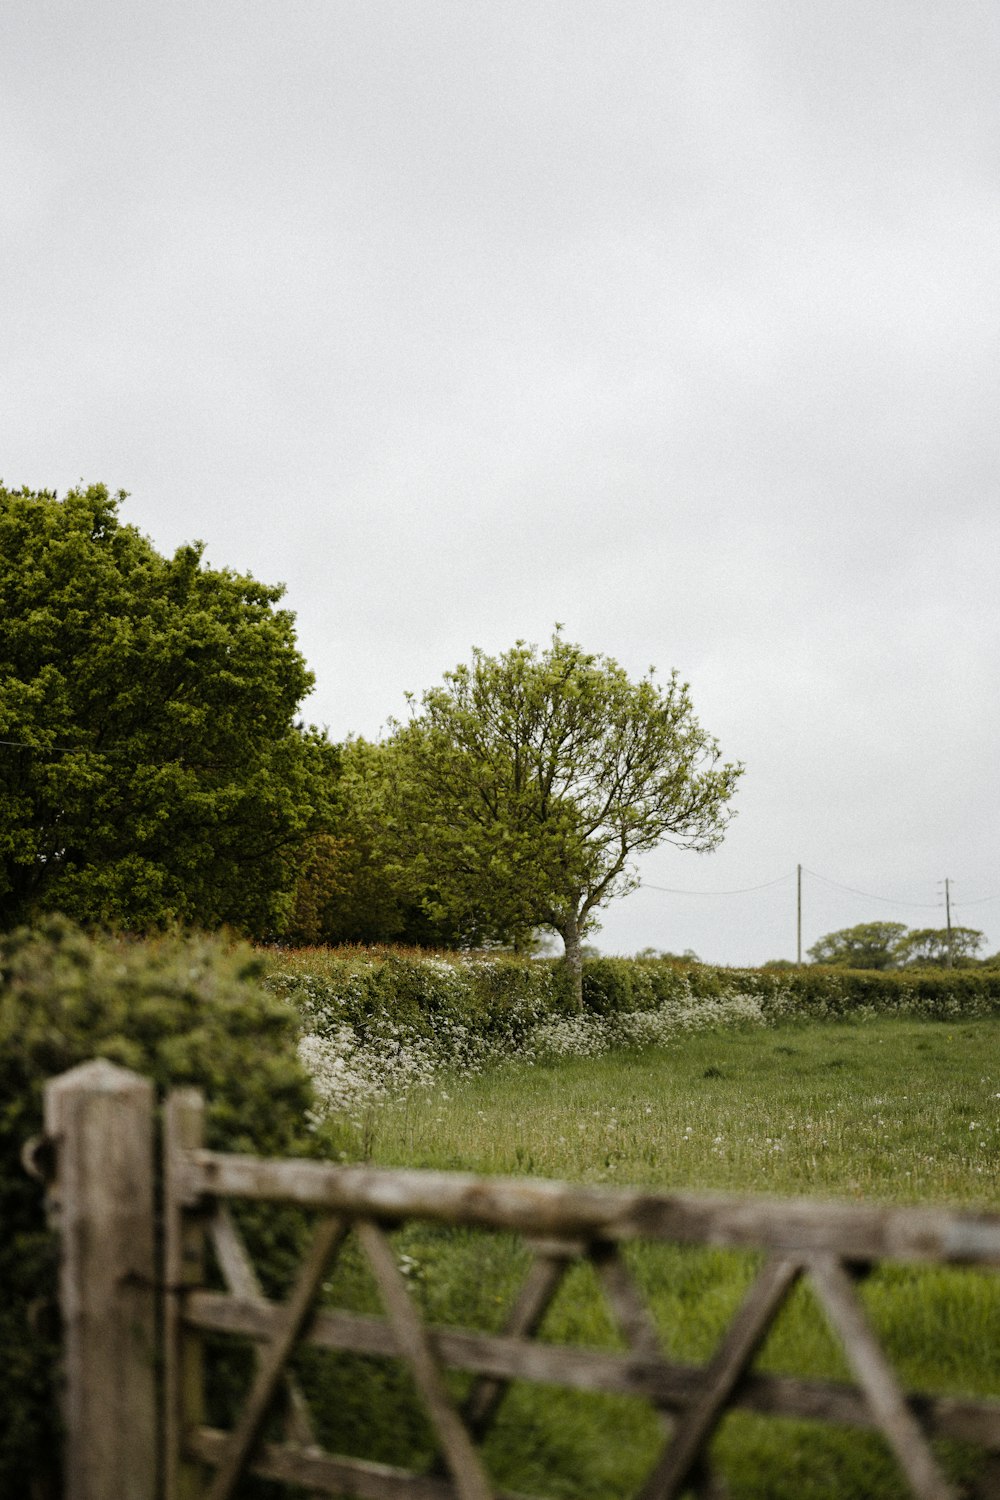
[797,863,802,965]
[945,877,953,968]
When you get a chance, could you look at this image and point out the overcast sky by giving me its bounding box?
[4,1,998,963]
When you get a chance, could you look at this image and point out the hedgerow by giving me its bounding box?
[722,962,1000,1020]
[264,948,1000,1124]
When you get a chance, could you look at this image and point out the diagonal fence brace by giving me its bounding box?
[461,1237,576,1440]
[638,1255,802,1500]
[590,1243,731,1498]
[207,1204,324,1477]
[808,1255,956,1500]
[205,1213,349,1500]
[357,1219,495,1500]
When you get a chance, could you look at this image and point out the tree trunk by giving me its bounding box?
[559,912,584,1011]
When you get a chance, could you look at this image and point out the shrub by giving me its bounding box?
[268,948,572,1051]
[736,963,1000,1021]
[580,957,636,1014]
[0,917,315,1495]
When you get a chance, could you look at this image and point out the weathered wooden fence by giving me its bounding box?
[38,1059,1000,1500]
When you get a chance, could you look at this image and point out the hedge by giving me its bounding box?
[265,946,1000,1038]
[0,917,316,1496]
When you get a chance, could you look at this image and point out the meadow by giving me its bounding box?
[294,1014,1000,1499]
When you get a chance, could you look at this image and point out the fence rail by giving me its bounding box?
[178,1147,1000,1264]
[36,1060,1000,1500]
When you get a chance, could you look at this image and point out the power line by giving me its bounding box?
[638,868,939,905]
[639,873,795,897]
[638,867,1000,911]
[800,867,942,909]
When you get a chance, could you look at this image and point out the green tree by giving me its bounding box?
[0,483,330,934]
[807,921,909,970]
[285,736,465,947]
[893,926,985,968]
[387,632,742,1004]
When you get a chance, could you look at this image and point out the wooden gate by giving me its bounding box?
[40,1060,1000,1500]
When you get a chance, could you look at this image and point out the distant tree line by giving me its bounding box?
[1,486,742,1005]
[800,920,996,970]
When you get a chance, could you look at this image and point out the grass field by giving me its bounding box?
[289,1015,1000,1498]
[337,1013,1000,1201]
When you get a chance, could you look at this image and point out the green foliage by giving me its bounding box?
[577,957,695,1015]
[267,946,1000,1062]
[807,921,989,972]
[735,962,1000,1020]
[268,946,574,1053]
[285,739,463,948]
[580,957,638,1015]
[0,483,331,935]
[0,917,315,1493]
[380,631,742,1002]
[807,922,909,970]
[894,926,986,968]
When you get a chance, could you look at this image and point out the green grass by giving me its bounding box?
[350,1015,1000,1203]
[287,1017,1000,1498]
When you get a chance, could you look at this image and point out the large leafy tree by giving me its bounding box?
[807,922,909,970]
[386,632,743,1004]
[807,921,987,970]
[0,484,330,934]
[894,926,985,968]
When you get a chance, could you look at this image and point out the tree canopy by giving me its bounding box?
[893,926,985,968]
[285,737,463,948]
[806,922,908,970]
[808,920,986,970]
[0,484,330,934]
[380,632,742,1002]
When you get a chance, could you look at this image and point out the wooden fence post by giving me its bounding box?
[163,1087,207,1500]
[44,1059,157,1500]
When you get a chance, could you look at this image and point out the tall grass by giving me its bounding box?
[279,1017,1000,1498]
[350,1017,1000,1203]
